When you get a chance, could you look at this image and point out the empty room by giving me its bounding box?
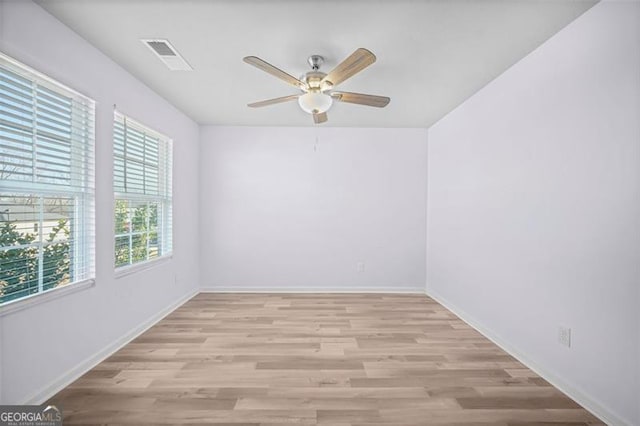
[0,0,638,425]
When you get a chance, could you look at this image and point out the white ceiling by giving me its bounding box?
[37,0,596,127]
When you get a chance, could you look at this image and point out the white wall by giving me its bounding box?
[200,126,427,292]
[426,1,640,425]
[0,0,200,404]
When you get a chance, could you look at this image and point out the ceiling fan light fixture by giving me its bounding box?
[298,92,333,114]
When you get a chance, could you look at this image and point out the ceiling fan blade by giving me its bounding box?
[248,94,300,108]
[313,112,328,124]
[321,48,376,87]
[243,56,305,88]
[331,91,390,108]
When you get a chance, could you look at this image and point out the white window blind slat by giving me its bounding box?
[0,80,31,97]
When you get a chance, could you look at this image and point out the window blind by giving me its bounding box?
[113,112,172,268]
[0,53,95,305]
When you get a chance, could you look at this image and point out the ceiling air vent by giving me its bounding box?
[141,39,193,71]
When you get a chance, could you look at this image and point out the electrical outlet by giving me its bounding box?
[357,262,365,273]
[558,326,571,348]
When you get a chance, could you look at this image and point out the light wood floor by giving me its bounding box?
[49,293,603,425]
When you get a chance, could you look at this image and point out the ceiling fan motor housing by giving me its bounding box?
[302,71,328,92]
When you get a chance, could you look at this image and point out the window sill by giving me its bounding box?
[0,278,96,317]
[114,254,173,279]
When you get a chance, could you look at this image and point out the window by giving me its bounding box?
[0,53,95,305]
[113,112,172,269]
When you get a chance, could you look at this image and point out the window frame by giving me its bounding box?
[112,111,173,274]
[0,52,95,310]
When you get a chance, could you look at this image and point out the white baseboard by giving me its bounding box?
[426,289,629,426]
[22,289,198,405]
[200,286,424,294]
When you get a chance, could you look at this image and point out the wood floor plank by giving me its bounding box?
[47,293,604,425]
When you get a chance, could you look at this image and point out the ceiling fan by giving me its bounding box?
[243,48,390,124]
